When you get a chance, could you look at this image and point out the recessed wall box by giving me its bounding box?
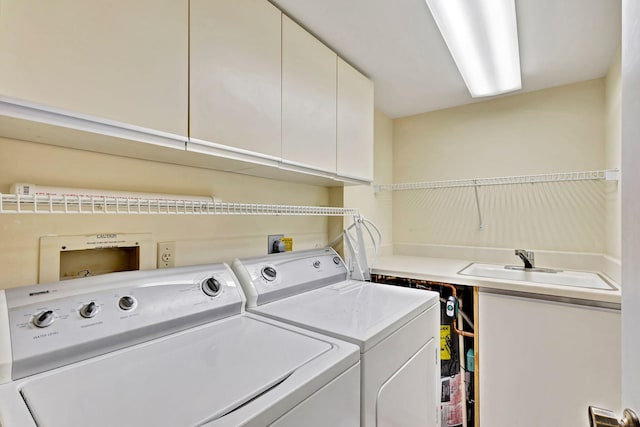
[39,233,153,283]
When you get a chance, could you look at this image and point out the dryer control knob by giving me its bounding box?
[79,302,99,318]
[261,266,277,281]
[313,260,321,269]
[333,256,341,265]
[33,310,56,328]
[202,277,222,297]
[118,296,137,311]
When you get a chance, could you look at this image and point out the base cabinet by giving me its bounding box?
[478,291,621,427]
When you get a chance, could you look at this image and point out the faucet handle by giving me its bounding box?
[514,248,535,269]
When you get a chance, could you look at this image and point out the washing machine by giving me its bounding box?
[0,264,360,427]
[232,248,441,427]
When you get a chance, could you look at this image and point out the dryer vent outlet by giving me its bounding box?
[268,234,284,254]
[157,242,176,268]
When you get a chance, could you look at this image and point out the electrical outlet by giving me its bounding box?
[157,242,176,268]
[268,234,284,254]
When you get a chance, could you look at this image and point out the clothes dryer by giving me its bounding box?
[233,248,440,427]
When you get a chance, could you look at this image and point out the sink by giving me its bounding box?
[458,263,616,290]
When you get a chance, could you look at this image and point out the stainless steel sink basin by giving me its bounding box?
[458,263,616,290]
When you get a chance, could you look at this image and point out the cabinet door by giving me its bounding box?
[190,0,281,159]
[337,58,374,181]
[282,16,337,173]
[479,292,621,427]
[0,0,188,136]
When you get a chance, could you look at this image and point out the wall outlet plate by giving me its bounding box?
[157,242,176,268]
[268,234,284,254]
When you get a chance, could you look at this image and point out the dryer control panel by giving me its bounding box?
[1,264,242,382]
[232,248,348,307]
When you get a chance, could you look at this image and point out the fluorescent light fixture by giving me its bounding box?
[425,0,522,97]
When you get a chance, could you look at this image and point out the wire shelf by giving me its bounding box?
[0,194,360,217]
[373,169,619,192]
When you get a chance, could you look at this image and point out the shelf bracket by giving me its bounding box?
[605,168,620,181]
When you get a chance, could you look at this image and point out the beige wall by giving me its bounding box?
[0,137,330,288]
[343,110,394,257]
[392,80,607,253]
[605,48,622,260]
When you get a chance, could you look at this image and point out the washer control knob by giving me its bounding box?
[261,266,277,281]
[313,260,321,269]
[33,310,55,328]
[333,256,341,265]
[80,302,99,318]
[118,296,137,311]
[202,277,222,297]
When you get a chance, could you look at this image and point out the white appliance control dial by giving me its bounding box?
[313,260,321,269]
[118,296,137,311]
[79,302,100,319]
[261,266,277,281]
[33,310,56,328]
[201,277,222,297]
[333,256,341,265]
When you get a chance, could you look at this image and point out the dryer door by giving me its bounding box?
[376,338,438,427]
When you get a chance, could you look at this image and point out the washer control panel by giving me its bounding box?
[232,248,349,307]
[5,263,242,381]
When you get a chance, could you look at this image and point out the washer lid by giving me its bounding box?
[252,281,439,352]
[19,316,331,427]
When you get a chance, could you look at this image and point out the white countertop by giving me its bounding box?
[371,255,621,306]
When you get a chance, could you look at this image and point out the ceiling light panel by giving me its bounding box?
[425,0,522,97]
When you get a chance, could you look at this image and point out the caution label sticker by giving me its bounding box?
[440,325,451,360]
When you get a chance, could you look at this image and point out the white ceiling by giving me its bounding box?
[270,0,621,118]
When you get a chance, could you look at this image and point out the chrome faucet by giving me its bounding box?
[514,249,535,269]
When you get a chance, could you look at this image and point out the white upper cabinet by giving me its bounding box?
[190,0,282,159]
[0,0,374,185]
[281,15,337,174]
[0,0,188,137]
[337,58,374,182]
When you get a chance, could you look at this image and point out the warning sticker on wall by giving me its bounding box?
[440,325,451,360]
